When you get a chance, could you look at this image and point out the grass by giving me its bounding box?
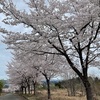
[22,89,100,100]
[25,89,87,100]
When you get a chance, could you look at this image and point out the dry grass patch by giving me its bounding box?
[28,89,86,100]
[26,89,100,100]
[51,89,85,100]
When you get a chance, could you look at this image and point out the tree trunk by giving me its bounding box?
[33,81,36,95]
[46,78,51,100]
[27,85,31,94]
[82,78,94,100]
[21,86,24,94]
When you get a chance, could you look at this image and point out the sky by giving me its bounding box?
[0,0,29,80]
[0,0,100,80]
[0,12,12,79]
[0,37,12,79]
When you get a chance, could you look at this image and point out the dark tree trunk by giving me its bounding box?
[64,54,94,100]
[47,79,51,100]
[21,86,24,94]
[83,79,94,100]
[46,78,51,100]
[33,81,36,95]
[27,84,31,94]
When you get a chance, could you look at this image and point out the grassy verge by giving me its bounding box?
[24,89,87,100]
[22,89,100,100]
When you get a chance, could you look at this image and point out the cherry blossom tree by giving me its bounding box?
[0,0,100,100]
[7,46,62,99]
[7,57,41,95]
[15,49,62,99]
[32,54,62,99]
[7,60,27,94]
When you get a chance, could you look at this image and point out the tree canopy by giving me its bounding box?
[0,0,100,100]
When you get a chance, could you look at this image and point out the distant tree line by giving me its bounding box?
[55,77,100,97]
[0,80,4,95]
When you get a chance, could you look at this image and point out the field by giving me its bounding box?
[25,89,100,100]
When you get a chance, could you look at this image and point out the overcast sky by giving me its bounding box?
[0,0,30,79]
[0,37,12,79]
[0,0,100,80]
